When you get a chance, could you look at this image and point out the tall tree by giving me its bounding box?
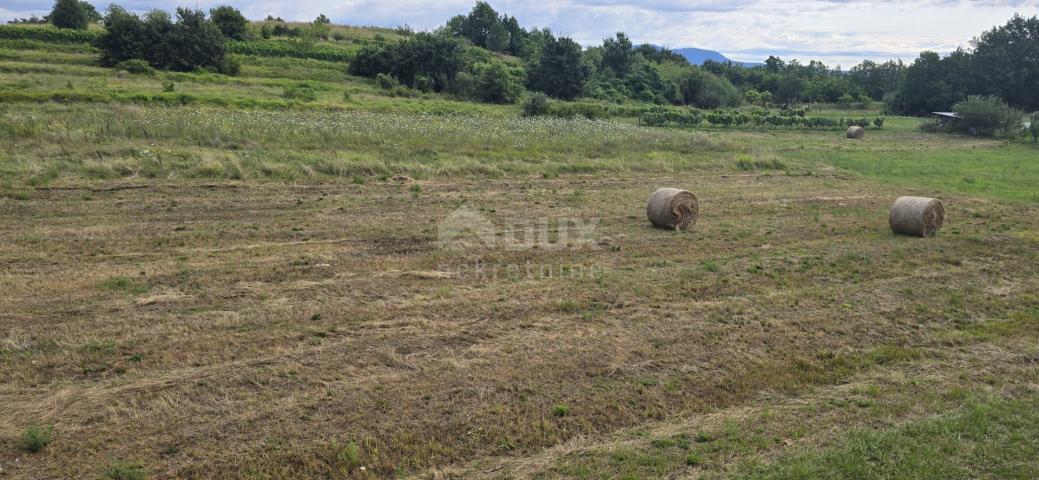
[49,0,89,30]
[526,36,590,100]
[210,5,249,40]
[462,2,507,51]
[600,32,635,76]
[971,14,1039,110]
[890,50,969,114]
[849,60,906,100]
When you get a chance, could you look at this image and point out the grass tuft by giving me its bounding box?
[102,459,147,480]
[21,425,53,453]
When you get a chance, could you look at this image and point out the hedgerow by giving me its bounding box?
[641,108,880,130]
[0,25,102,43]
[227,40,353,62]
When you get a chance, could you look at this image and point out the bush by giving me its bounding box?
[1030,112,1039,143]
[217,56,241,76]
[375,73,399,90]
[413,74,434,93]
[951,95,1022,136]
[283,83,318,102]
[837,93,856,109]
[21,425,53,453]
[677,69,742,109]
[50,0,89,30]
[744,89,772,106]
[471,61,523,104]
[115,59,155,75]
[522,92,550,116]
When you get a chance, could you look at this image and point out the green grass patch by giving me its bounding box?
[810,142,1039,202]
[99,276,150,295]
[21,424,53,453]
[103,459,147,480]
[740,394,1039,479]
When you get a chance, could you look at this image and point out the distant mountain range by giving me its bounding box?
[670,47,763,68]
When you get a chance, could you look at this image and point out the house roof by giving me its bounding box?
[932,112,959,118]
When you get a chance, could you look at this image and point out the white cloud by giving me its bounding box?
[3,0,1036,65]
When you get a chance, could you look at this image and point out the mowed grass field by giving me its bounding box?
[1,25,1039,480]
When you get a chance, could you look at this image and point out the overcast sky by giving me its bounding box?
[3,0,1036,66]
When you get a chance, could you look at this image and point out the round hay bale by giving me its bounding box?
[847,126,865,139]
[889,196,944,237]
[647,188,699,231]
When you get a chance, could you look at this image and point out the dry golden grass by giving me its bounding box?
[1,169,1036,479]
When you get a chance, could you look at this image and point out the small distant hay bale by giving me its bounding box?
[889,196,945,237]
[847,126,865,139]
[646,188,699,231]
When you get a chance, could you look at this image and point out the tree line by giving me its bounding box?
[352,2,746,107]
[890,15,1039,114]
[23,0,1039,115]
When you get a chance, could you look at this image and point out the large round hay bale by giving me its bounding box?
[847,126,865,139]
[889,196,944,237]
[647,188,699,231]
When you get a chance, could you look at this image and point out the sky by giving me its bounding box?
[3,0,1037,66]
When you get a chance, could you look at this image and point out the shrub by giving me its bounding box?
[837,93,856,109]
[551,404,570,417]
[50,0,90,30]
[115,59,155,75]
[522,92,550,116]
[1031,112,1038,143]
[218,56,240,75]
[327,440,362,474]
[677,69,742,109]
[744,88,772,106]
[307,23,331,41]
[21,425,53,453]
[471,61,523,104]
[283,83,318,102]
[375,73,399,90]
[951,95,1022,136]
[413,73,434,93]
[209,5,248,40]
[162,80,175,92]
